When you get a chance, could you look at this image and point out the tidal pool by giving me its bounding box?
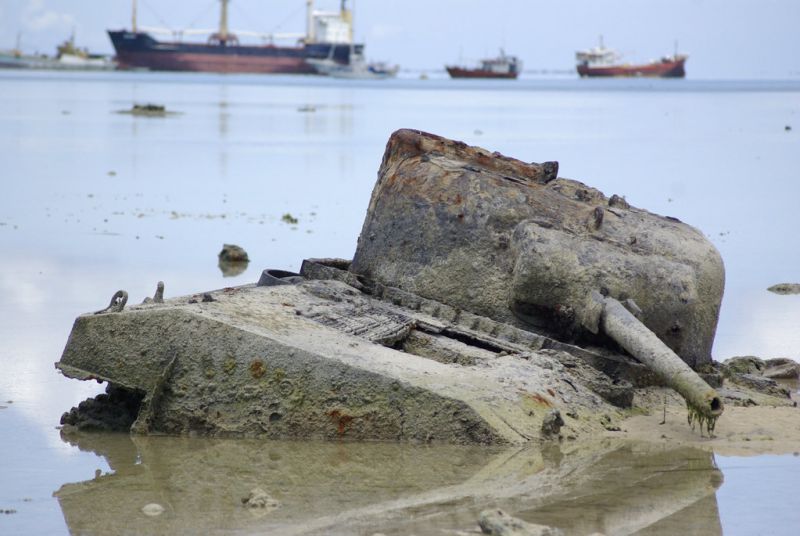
[1,71,799,534]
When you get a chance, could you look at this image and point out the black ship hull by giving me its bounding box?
[108,31,362,74]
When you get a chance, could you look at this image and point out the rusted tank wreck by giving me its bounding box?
[57,129,725,442]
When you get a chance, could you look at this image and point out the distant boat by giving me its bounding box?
[307,46,398,79]
[576,38,687,78]
[0,34,114,71]
[445,50,522,79]
[109,0,363,74]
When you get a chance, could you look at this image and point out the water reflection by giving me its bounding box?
[55,433,723,535]
[218,258,249,277]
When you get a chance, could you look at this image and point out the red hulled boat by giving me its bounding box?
[576,39,687,78]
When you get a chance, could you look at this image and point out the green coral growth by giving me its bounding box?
[687,403,719,438]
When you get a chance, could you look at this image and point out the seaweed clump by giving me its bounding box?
[60,384,144,432]
[687,403,719,438]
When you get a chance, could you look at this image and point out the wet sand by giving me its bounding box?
[620,387,800,456]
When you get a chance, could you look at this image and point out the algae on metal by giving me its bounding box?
[58,269,623,443]
[352,129,725,369]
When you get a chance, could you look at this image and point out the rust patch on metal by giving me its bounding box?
[327,409,354,436]
[249,359,266,379]
[524,392,553,407]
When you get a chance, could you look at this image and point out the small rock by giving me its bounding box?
[699,372,723,388]
[141,503,165,516]
[478,509,563,536]
[731,373,791,399]
[540,409,564,437]
[722,356,765,376]
[608,194,630,209]
[218,244,249,263]
[763,359,800,380]
[242,487,280,509]
[218,244,250,277]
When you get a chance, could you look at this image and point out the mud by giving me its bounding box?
[623,387,800,456]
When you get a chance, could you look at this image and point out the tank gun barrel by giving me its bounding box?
[591,293,723,429]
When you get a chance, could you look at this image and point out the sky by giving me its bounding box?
[1,0,799,79]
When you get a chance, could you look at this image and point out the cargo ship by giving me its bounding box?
[109,0,363,74]
[445,50,522,79]
[576,38,687,78]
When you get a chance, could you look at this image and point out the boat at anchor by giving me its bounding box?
[445,50,522,79]
[109,0,364,74]
[307,45,398,79]
[576,38,687,78]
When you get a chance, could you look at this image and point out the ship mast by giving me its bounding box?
[132,0,138,32]
[341,0,353,43]
[306,0,315,42]
[219,0,230,42]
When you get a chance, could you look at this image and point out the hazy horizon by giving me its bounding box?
[2,0,799,79]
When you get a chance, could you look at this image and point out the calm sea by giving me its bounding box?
[0,70,798,535]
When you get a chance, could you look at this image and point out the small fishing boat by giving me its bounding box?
[307,46,398,79]
[0,34,115,70]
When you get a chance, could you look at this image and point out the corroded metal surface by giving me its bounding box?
[351,129,724,368]
[58,269,623,443]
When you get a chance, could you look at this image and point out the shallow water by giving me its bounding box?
[1,70,799,534]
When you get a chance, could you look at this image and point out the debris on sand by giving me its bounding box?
[141,503,165,517]
[767,283,800,295]
[241,488,280,510]
[478,509,563,536]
